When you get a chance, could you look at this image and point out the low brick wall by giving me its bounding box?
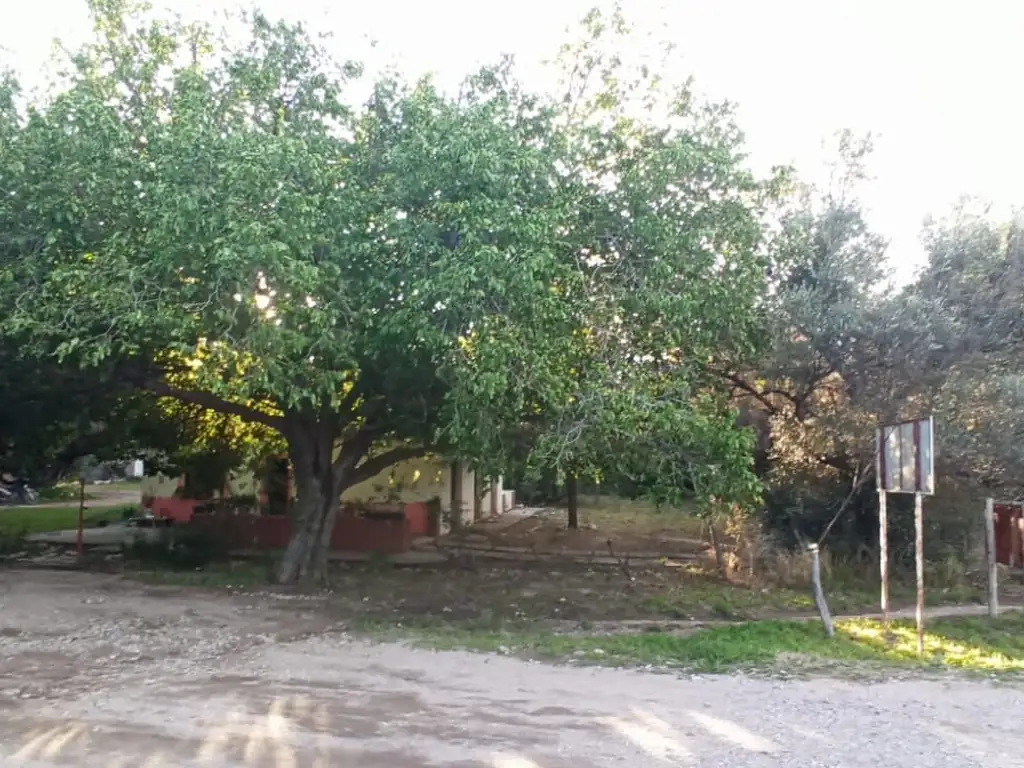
[150,497,200,523]
[176,500,433,555]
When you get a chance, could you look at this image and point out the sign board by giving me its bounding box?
[876,417,934,495]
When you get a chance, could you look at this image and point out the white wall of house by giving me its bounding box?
[142,457,506,527]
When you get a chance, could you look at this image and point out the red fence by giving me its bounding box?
[148,497,433,555]
[993,503,1024,566]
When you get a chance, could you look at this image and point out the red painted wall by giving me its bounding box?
[150,497,199,523]
[404,502,429,537]
[179,503,430,555]
[994,504,1023,566]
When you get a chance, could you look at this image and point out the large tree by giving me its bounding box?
[493,7,774,526]
[723,131,1024,555]
[715,133,901,544]
[2,1,774,582]
[910,204,1024,493]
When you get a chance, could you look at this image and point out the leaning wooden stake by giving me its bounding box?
[808,544,834,638]
[985,497,998,618]
[914,491,925,656]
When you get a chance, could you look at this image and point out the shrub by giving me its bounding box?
[123,526,231,570]
[37,484,80,502]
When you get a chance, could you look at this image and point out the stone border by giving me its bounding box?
[429,541,705,565]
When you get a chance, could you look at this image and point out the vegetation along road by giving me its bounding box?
[0,570,1019,767]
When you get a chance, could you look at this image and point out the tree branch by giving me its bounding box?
[147,381,285,431]
[717,369,787,415]
[349,445,427,487]
[818,462,873,545]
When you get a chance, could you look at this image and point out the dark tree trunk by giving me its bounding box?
[276,416,348,586]
[709,522,728,578]
[566,473,579,530]
[449,461,464,530]
[277,462,344,585]
[273,409,424,585]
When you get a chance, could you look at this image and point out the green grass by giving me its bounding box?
[88,480,142,494]
[635,565,982,622]
[369,612,1024,675]
[34,480,141,503]
[135,562,274,588]
[575,495,705,538]
[0,504,136,535]
[641,580,819,620]
[36,484,82,503]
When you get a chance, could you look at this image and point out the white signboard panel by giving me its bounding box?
[877,417,934,495]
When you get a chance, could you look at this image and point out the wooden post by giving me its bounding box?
[808,544,834,638]
[985,497,998,618]
[76,477,86,562]
[914,491,925,656]
[878,490,889,624]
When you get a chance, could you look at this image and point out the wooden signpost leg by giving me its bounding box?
[984,498,998,617]
[878,490,889,624]
[915,491,925,656]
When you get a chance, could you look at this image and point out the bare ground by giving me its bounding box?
[0,569,1021,767]
[462,501,708,557]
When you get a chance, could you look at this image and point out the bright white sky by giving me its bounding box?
[3,0,1022,284]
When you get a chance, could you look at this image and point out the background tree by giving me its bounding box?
[725,131,1024,563]
[497,7,775,528]
[910,205,1024,494]
[716,133,898,550]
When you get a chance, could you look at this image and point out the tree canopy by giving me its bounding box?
[0,1,775,582]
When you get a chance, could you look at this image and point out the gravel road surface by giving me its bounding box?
[0,570,1020,767]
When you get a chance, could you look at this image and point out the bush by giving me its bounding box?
[37,484,80,502]
[0,529,27,558]
[123,526,231,570]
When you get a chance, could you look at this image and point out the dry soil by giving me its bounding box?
[0,569,1021,767]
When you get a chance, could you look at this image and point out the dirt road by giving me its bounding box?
[0,570,1020,767]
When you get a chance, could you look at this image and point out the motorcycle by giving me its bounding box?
[0,479,39,505]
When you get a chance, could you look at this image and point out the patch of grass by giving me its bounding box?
[634,564,926,621]
[123,527,234,571]
[576,495,704,539]
[37,484,81,503]
[642,583,815,620]
[0,504,137,535]
[135,561,274,588]
[644,574,983,622]
[88,480,142,494]
[378,612,1024,675]
[0,529,28,558]
[757,547,983,609]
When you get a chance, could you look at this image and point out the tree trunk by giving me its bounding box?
[709,522,728,579]
[566,473,579,530]
[277,458,343,586]
[273,412,422,585]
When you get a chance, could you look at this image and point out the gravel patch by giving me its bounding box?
[0,569,1021,766]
